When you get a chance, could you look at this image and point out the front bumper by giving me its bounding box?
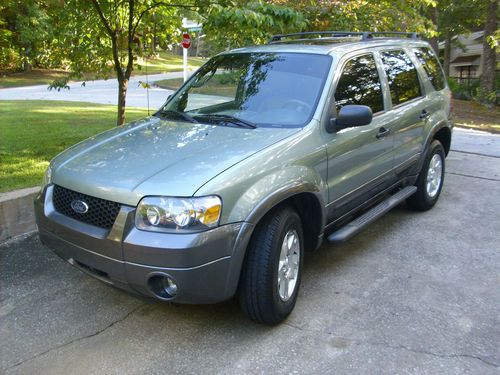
[35,185,253,303]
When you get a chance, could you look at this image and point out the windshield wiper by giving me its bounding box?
[194,114,257,129]
[157,109,199,124]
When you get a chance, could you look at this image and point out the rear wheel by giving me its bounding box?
[407,140,445,211]
[239,206,304,325]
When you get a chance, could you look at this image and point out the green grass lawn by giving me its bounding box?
[0,69,70,89]
[0,100,147,193]
[135,51,205,75]
[154,77,185,90]
[0,51,205,89]
[154,76,237,97]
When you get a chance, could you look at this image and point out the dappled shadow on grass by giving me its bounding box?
[0,100,148,192]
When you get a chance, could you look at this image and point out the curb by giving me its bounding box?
[0,186,40,243]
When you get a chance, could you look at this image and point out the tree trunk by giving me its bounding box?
[117,77,128,126]
[427,6,439,55]
[23,48,32,72]
[443,32,452,78]
[479,0,498,104]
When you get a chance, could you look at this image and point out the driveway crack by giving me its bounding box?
[283,322,499,368]
[446,171,500,182]
[450,149,500,159]
[3,303,147,373]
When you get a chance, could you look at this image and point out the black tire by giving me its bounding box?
[407,140,446,211]
[239,205,304,325]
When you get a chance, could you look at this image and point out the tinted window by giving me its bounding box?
[335,54,384,113]
[381,50,422,106]
[414,47,446,91]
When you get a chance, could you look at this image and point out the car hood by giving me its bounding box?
[51,116,299,206]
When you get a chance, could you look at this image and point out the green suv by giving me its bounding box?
[35,31,452,324]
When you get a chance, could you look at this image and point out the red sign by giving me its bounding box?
[181,33,191,49]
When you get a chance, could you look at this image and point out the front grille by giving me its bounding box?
[52,185,121,229]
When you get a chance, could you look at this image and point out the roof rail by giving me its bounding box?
[269,31,419,44]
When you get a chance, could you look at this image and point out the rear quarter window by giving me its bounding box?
[414,47,446,91]
[381,50,422,106]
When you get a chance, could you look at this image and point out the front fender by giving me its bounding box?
[229,165,327,225]
[219,166,327,300]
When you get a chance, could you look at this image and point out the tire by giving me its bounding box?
[239,205,304,325]
[407,140,445,211]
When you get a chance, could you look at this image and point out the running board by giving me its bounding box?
[327,186,417,244]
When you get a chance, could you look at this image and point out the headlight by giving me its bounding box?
[135,196,222,232]
[41,165,52,190]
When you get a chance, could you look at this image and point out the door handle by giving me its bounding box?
[376,127,390,139]
[419,110,431,119]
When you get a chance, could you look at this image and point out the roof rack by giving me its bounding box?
[269,31,419,44]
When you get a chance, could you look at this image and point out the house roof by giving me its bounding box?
[450,55,481,66]
[438,31,484,48]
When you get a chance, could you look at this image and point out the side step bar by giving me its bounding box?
[327,186,417,244]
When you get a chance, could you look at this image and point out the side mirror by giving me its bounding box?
[326,105,373,133]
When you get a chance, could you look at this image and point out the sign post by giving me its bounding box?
[181,32,191,82]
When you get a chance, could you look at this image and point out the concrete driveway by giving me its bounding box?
[1,130,499,374]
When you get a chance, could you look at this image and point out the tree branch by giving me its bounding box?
[90,0,114,37]
[132,2,199,36]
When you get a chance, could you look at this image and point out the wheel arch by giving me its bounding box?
[412,121,453,175]
[247,189,326,253]
[223,186,326,300]
[432,126,452,156]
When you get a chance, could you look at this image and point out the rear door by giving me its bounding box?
[325,52,395,220]
[378,49,428,177]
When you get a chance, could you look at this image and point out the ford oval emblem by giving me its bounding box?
[71,199,89,214]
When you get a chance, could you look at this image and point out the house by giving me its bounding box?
[440,31,500,83]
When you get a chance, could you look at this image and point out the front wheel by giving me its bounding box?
[407,140,445,211]
[239,206,304,325]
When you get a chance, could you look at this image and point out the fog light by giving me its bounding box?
[148,275,178,299]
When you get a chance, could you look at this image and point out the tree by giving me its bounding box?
[0,0,52,71]
[200,1,305,50]
[271,0,435,34]
[49,0,304,126]
[437,0,484,77]
[478,0,499,105]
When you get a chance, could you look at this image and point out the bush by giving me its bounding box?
[448,77,480,101]
[0,47,20,71]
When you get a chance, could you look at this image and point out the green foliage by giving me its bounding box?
[437,0,485,36]
[448,77,480,100]
[0,0,53,70]
[202,1,306,49]
[271,0,435,36]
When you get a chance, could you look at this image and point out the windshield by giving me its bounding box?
[161,52,332,128]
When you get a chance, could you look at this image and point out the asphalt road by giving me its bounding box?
[1,130,499,374]
[0,72,184,108]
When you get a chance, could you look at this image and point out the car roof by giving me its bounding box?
[223,39,430,57]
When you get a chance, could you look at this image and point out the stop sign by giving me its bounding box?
[181,33,191,49]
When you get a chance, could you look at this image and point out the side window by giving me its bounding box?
[414,47,446,91]
[334,54,384,114]
[381,50,422,106]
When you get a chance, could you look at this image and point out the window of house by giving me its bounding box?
[381,50,422,106]
[414,47,446,91]
[334,54,384,113]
